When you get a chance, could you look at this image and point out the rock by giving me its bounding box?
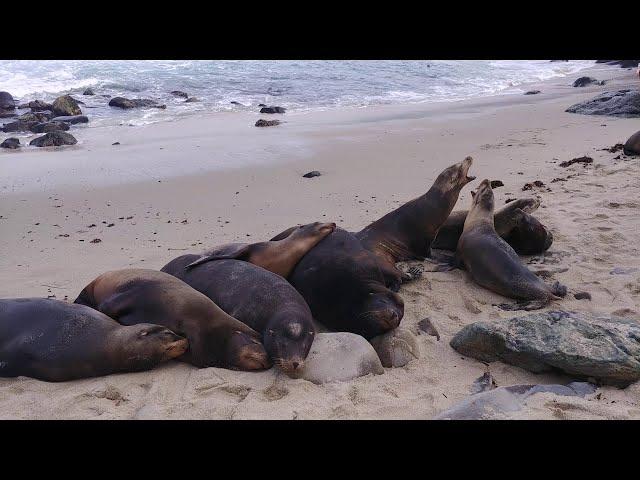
[0,111,16,118]
[369,328,420,368]
[303,171,321,178]
[50,115,89,125]
[108,97,166,109]
[51,95,82,117]
[260,106,286,114]
[450,311,640,387]
[83,88,95,96]
[574,292,591,300]
[566,89,640,117]
[524,90,540,95]
[572,76,604,87]
[0,137,20,149]
[255,119,281,127]
[258,103,267,107]
[0,91,15,110]
[170,90,189,98]
[2,119,40,133]
[434,382,596,420]
[30,121,70,133]
[559,156,593,168]
[595,60,639,68]
[623,130,640,156]
[417,318,440,340]
[522,180,545,190]
[470,371,498,394]
[230,101,243,105]
[17,100,52,112]
[29,131,77,147]
[112,142,120,145]
[301,332,384,384]
[490,180,504,188]
[184,97,199,103]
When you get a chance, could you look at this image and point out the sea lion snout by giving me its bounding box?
[276,357,305,378]
[435,156,475,192]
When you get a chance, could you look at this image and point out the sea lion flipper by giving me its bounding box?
[185,245,252,269]
[97,291,136,320]
[270,226,298,241]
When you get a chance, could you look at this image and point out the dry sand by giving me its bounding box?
[1,64,639,419]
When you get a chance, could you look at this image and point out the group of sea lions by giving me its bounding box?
[0,156,565,383]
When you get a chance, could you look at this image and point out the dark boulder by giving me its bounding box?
[255,119,281,127]
[303,171,321,178]
[260,106,286,114]
[171,90,189,98]
[184,97,199,103]
[566,89,640,117]
[108,97,166,109]
[595,60,639,68]
[0,91,15,110]
[17,100,52,112]
[2,120,38,133]
[51,95,82,117]
[83,88,95,96]
[18,112,52,123]
[30,121,71,134]
[29,131,77,147]
[258,103,267,107]
[450,310,640,387]
[623,130,640,156]
[50,115,89,125]
[572,76,604,87]
[0,137,20,149]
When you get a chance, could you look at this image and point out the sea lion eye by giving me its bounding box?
[268,329,275,335]
[140,331,148,337]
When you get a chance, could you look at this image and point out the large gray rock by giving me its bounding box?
[566,89,640,117]
[0,137,20,149]
[0,91,15,110]
[623,130,640,156]
[108,97,166,109]
[17,99,52,111]
[50,115,89,125]
[450,311,640,387]
[572,76,604,87]
[29,131,77,147]
[301,332,384,384]
[434,382,596,420]
[369,327,420,368]
[51,95,82,117]
[30,121,70,133]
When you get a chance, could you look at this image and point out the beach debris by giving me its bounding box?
[108,97,166,110]
[255,119,281,127]
[450,310,640,387]
[30,121,70,134]
[303,171,321,178]
[524,90,540,95]
[572,76,605,87]
[83,88,95,96]
[566,89,640,117]
[51,95,82,117]
[470,370,498,394]
[301,332,384,384]
[112,142,120,145]
[504,198,516,204]
[574,292,592,300]
[90,238,102,243]
[258,103,267,107]
[623,130,640,156]
[522,180,545,191]
[260,106,286,114]
[0,137,20,149]
[559,156,593,168]
[550,177,567,183]
[170,90,189,98]
[29,131,77,147]
[600,143,624,153]
[417,317,440,341]
[369,327,420,368]
[490,180,504,188]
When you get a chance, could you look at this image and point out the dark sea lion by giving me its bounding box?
[623,130,640,156]
[0,298,187,382]
[162,256,315,377]
[74,269,270,371]
[354,157,475,289]
[270,227,405,340]
[432,197,553,255]
[456,179,567,310]
[186,221,336,277]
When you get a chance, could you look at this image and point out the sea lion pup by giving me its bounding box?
[354,157,475,290]
[162,257,315,377]
[270,227,405,340]
[456,180,566,310]
[0,298,188,382]
[431,198,554,255]
[185,221,336,278]
[74,269,270,371]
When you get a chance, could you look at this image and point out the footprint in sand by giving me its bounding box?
[262,382,289,402]
[218,384,251,402]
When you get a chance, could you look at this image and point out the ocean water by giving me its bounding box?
[0,60,595,127]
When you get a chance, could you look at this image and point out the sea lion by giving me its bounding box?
[162,257,315,377]
[0,298,188,382]
[456,179,567,310]
[270,227,405,340]
[623,130,640,156]
[185,221,336,277]
[354,157,475,289]
[74,269,270,370]
[431,198,554,255]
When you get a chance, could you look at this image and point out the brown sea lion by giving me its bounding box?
[162,257,315,377]
[624,130,640,156]
[432,198,553,255]
[74,269,270,371]
[354,157,475,290]
[0,298,188,382]
[270,227,405,340]
[185,221,336,278]
[456,180,566,310]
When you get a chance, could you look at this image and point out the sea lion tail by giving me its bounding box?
[551,281,568,298]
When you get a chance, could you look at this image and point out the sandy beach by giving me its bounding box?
[1,64,639,419]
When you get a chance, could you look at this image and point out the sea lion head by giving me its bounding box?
[470,178,494,212]
[227,329,272,371]
[264,314,315,378]
[433,156,475,195]
[357,283,405,339]
[509,209,554,254]
[119,324,189,370]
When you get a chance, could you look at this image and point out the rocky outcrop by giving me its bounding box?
[301,332,384,384]
[108,97,166,109]
[51,95,82,117]
[369,328,420,368]
[623,130,640,156]
[433,382,596,419]
[0,91,15,110]
[50,115,89,124]
[255,119,280,127]
[260,106,286,114]
[2,112,54,132]
[566,89,640,117]
[30,121,71,134]
[450,311,640,387]
[17,100,52,111]
[29,131,77,147]
[0,137,20,149]
[572,76,604,87]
